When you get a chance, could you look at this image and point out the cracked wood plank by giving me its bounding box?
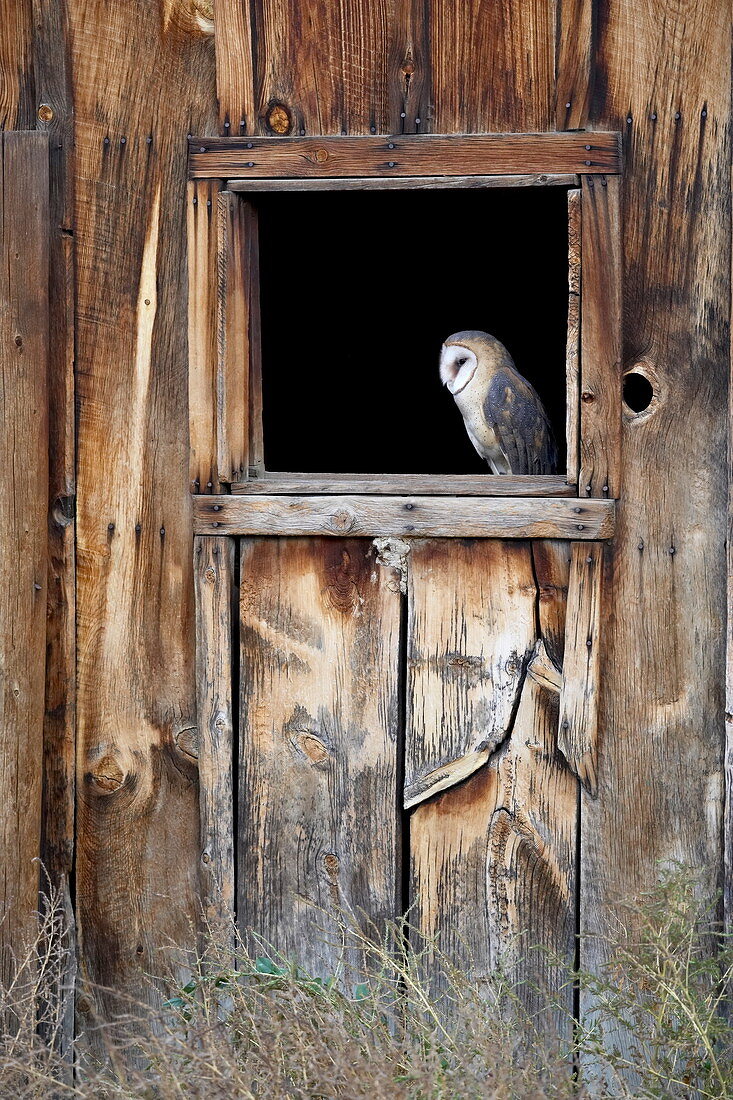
[409,539,576,1035]
[566,188,581,486]
[0,131,49,986]
[72,0,217,1029]
[579,175,622,498]
[558,542,604,795]
[194,537,235,934]
[405,540,536,809]
[238,538,401,978]
[586,0,730,1077]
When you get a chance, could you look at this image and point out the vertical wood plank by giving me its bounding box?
[0,0,36,129]
[566,188,581,485]
[410,539,576,1035]
[242,200,263,475]
[217,190,249,483]
[214,0,255,135]
[189,179,223,494]
[0,131,49,981]
[586,0,731,1068]
[195,537,235,929]
[405,540,536,809]
[558,542,604,796]
[555,0,593,130]
[245,1,421,137]
[72,0,217,1022]
[428,0,556,133]
[238,538,401,977]
[32,3,75,1066]
[34,0,75,886]
[579,175,622,499]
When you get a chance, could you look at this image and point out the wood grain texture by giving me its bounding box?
[0,132,49,981]
[558,542,604,795]
[195,537,235,931]
[217,190,249,483]
[566,188,581,485]
[242,199,263,475]
[579,175,622,498]
[71,0,217,1022]
[428,0,556,133]
[585,0,731,1067]
[189,132,622,179]
[32,2,75,1065]
[195,494,616,539]
[189,179,223,493]
[214,0,254,134]
[405,540,536,809]
[555,0,593,130]
[238,538,401,977]
[233,474,576,496]
[246,0,419,137]
[0,0,35,128]
[228,173,580,192]
[410,539,576,1033]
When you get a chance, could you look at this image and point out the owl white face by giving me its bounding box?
[439,344,478,395]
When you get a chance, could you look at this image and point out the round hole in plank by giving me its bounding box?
[623,370,654,413]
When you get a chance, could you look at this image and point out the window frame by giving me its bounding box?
[188,132,621,540]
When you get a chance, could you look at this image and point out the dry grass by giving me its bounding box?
[1,867,732,1098]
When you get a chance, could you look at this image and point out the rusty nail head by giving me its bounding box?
[38,103,54,122]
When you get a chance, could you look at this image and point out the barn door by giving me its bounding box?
[189,133,620,1029]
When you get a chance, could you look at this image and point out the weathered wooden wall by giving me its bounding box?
[0,0,730,1059]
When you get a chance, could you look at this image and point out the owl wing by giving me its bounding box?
[484,368,557,475]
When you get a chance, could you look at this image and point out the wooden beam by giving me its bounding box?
[579,175,622,498]
[232,474,576,496]
[194,537,235,935]
[558,542,604,795]
[227,173,580,192]
[0,131,49,985]
[194,494,616,539]
[189,132,622,180]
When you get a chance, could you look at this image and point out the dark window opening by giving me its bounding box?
[258,188,570,475]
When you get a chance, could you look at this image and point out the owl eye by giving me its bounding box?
[457,357,468,367]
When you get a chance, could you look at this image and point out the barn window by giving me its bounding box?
[189,132,622,535]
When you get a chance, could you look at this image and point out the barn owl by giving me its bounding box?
[439,330,557,475]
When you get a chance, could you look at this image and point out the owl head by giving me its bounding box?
[439,330,505,395]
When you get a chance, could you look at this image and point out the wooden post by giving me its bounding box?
[0,131,49,983]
